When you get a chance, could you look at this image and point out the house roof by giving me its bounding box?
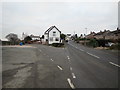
[67,34,71,36]
[30,35,40,38]
[94,30,110,36]
[0,39,9,41]
[110,29,120,34]
[44,26,61,34]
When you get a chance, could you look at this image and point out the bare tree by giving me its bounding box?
[5,33,19,45]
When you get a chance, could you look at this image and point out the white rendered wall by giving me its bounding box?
[48,28,61,44]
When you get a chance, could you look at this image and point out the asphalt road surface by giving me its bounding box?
[2,41,119,89]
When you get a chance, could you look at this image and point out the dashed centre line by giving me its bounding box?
[87,52,100,59]
[67,78,75,89]
[109,62,120,67]
[50,59,54,61]
[67,56,70,59]
[72,73,76,79]
[57,65,63,70]
[79,48,84,51]
[70,67,73,71]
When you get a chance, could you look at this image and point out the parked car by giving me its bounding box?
[27,41,32,44]
[65,40,68,42]
[105,42,114,47]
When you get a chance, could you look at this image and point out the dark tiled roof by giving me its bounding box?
[44,26,61,34]
[94,30,110,36]
[110,30,120,34]
[30,35,40,38]
[44,26,54,34]
[94,29,120,36]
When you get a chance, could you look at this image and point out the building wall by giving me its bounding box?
[94,35,103,39]
[48,27,61,44]
[94,34,120,40]
[44,34,48,41]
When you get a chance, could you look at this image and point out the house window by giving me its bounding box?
[53,31,56,36]
[55,38,59,41]
[50,37,53,41]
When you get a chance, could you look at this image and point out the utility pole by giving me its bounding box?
[74,31,75,35]
[85,28,87,35]
[73,31,75,40]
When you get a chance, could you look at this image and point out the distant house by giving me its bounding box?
[86,32,96,39]
[94,30,110,39]
[22,32,28,40]
[105,29,120,40]
[66,34,71,40]
[94,29,120,40]
[0,39,9,45]
[43,26,61,44]
[30,34,41,41]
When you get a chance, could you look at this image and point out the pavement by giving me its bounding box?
[2,41,119,88]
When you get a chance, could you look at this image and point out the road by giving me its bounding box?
[2,41,119,89]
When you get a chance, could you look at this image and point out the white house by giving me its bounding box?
[22,32,28,40]
[43,26,61,44]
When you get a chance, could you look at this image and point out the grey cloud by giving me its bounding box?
[2,2,118,39]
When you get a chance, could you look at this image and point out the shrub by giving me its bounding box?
[87,39,99,47]
[109,43,120,50]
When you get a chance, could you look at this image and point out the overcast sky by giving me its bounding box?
[1,1,118,39]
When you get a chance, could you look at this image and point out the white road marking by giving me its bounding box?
[50,59,54,61]
[67,56,70,59]
[70,67,73,71]
[68,59,71,62]
[67,78,75,89]
[87,52,100,59]
[79,49,84,51]
[109,62,120,67]
[69,43,84,52]
[57,65,63,70]
[39,50,42,52]
[72,73,76,78]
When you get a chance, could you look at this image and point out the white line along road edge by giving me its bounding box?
[68,42,84,52]
[57,65,63,70]
[87,52,100,59]
[109,62,120,67]
[67,78,75,89]
[79,48,84,51]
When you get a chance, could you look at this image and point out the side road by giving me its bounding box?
[2,45,71,88]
